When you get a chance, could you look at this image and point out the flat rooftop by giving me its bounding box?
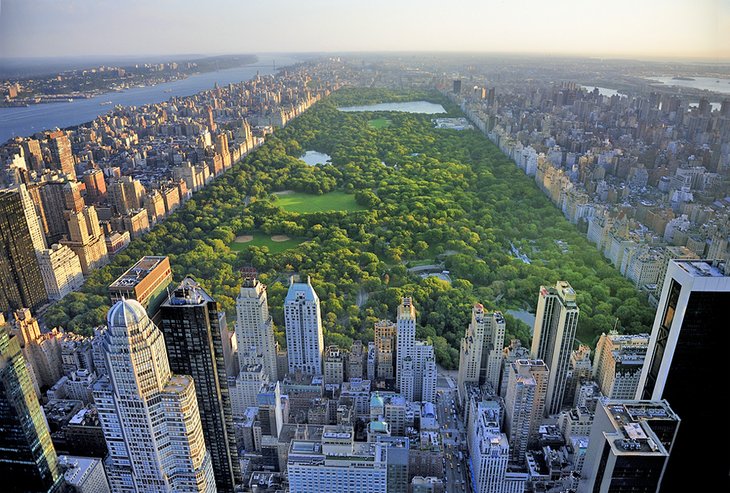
[109,256,170,289]
[675,259,728,278]
[602,400,679,456]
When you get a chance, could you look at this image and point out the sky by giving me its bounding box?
[0,0,728,61]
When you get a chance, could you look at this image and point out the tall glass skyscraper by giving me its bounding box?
[160,276,240,492]
[0,315,62,492]
[0,189,48,314]
[637,259,730,491]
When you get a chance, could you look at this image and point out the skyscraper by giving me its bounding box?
[593,332,649,400]
[60,204,109,275]
[19,184,47,254]
[0,314,63,492]
[580,400,680,493]
[0,189,48,313]
[92,299,216,493]
[636,259,730,491]
[48,131,76,181]
[374,320,396,381]
[457,304,505,404]
[160,277,241,492]
[235,274,277,381]
[396,297,416,399]
[469,406,520,493]
[284,276,324,376]
[504,359,549,462]
[530,281,579,415]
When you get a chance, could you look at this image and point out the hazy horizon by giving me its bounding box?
[1,0,728,62]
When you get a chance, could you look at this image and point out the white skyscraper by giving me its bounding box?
[284,276,324,376]
[396,298,416,399]
[236,275,277,381]
[413,341,437,403]
[531,281,579,415]
[470,407,525,493]
[458,304,505,404]
[92,299,216,493]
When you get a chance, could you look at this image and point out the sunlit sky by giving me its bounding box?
[0,0,728,60]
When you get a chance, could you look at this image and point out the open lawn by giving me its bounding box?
[273,190,365,213]
[230,233,304,253]
[368,117,392,129]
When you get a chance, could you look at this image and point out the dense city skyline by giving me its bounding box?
[0,0,728,60]
[0,2,728,489]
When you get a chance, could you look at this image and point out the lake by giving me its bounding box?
[648,76,730,95]
[338,101,447,114]
[300,150,331,166]
[581,85,622,97]
[0,54,300,143]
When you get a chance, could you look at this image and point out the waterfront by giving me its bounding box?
[338,101,447,113]
[648,76,730,95]
[0,54,300,143]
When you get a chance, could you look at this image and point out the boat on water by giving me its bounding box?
[99,101,113,106]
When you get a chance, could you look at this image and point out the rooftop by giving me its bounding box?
[675,259,728,278]
[109,255,169,289]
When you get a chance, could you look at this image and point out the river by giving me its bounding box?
[0,54,301,143]
[647,76,730,96]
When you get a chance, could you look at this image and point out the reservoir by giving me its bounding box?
[300,151,331,166]
[0,54,300,143]
[338,101,446,114]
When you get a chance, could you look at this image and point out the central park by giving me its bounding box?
[46,88,654,369]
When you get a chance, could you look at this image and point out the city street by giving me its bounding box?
[436,370,471,493]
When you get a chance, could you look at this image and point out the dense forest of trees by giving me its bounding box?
[47,88,655,369]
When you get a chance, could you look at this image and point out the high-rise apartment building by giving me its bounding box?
[504,359,549,462]
[637,259,730,491]
[10,309,62,391]
[18,183,47,254]
[323,345,345,385]
[48,131,76,180]
[457,304,505,404]
[374,320,396,381]
[580,400,680,493]
[235,275,277,381]
[284,276,323,376]
[531,281,579,415]
[396,297,416,399]
[160,277,241,492]
[0,314,63,492]
[82,169,107,204]
[0,189,48,313]
[469,405,525,493]
[593,332,649,400]
[37,244,84,301]
[21,139,44,173]
[38,179,69,244]
[413,341,437,403]
[60,205,108,275]
[93,299,216,493]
